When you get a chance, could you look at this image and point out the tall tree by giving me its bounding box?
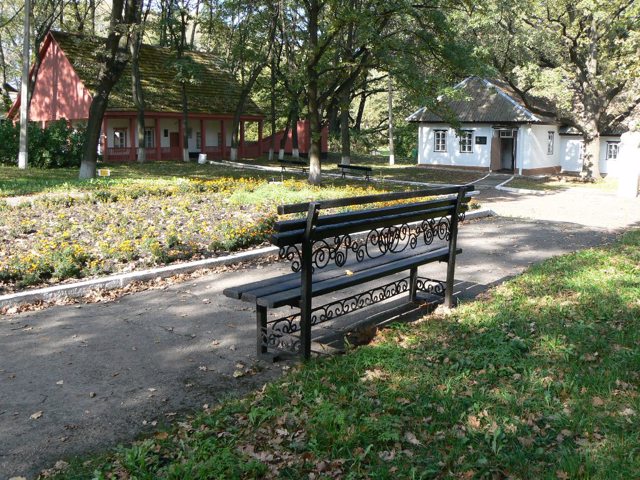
[467,0,640,179]
[17,0,30,169]
[79,0,141,179]
[130,0,149,163]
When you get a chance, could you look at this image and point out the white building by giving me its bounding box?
[407,77,623,176]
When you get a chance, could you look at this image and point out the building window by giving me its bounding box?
[547,131,555,155]
[607,142,619,160]
[459,130,473,153]
[144,128,155,148]
[113,128,127,148]
[196,132,202,150]
[434,130,447,152]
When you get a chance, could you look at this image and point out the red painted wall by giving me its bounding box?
[263,120,328,155]
[28,38,93,122]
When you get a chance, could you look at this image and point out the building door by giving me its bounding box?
[500,137,515,171]
[169,132,179,148]
[490,136,501,170]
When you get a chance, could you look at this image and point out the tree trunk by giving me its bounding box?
[80,94,109,179]
[269,56,276,161]
[354,79,367,131]
[582,131,601,180]
[18,0,30,169]
[306,0,321,184]
[387,74,395,165]
[279,112,291,160]
[181,82,189,162]
[291,104,300,158]
[131,22,145,163]
[80,0,139,179]
[340,91,350,165]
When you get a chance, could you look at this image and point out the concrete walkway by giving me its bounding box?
[1,179,639,478]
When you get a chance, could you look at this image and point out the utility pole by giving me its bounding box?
[387,74,394,166]
[18,0,31,169]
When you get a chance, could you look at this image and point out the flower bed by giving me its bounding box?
[0,177,383,293]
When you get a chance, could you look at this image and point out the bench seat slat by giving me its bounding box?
[257,246,458,308]
[228,245,446,302]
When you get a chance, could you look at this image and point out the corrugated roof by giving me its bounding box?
[51,31,262,117]
[407,77,556,124]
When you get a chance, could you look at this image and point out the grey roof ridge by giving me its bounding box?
[481,78,540,122]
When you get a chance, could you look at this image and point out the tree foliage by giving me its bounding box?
[465,0,640,179]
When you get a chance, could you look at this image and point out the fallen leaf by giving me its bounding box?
[404,431,422,446]
[620,407,636,417]
[30,411,43,420]
[378,450,396,461]
[154,432,169,440]
[56,380,64,385]
[467,415,481,429]
[592,396,605,407]
[345,269,354,276]
[556,470,569,480]
[233,370,245,378]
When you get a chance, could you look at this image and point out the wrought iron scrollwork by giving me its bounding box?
[416,277,446,297]
[279,245,302,272]
[265,277,412,351]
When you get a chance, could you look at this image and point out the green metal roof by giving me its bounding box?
[52,31,263,117]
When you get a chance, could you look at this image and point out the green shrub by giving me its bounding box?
[0,119,85,168]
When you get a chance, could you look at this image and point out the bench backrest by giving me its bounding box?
[271,185,474,272]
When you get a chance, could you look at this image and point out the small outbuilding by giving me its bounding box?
[407,77,623,176]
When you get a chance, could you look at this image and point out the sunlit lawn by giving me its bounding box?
[50,230,640,479]
[507,175,619,192]
[0,161,283,198]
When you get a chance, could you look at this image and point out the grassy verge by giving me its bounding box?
[507,175,619,192]
[50,230,640,479]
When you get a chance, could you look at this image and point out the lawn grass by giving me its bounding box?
[49,230,640,479]
[0,162,285,197]
[507,175,619,193]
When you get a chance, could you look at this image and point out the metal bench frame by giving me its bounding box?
[336,163,372,181]
[224,185,473,360]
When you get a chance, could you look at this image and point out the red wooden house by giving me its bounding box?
[8,31,266,161]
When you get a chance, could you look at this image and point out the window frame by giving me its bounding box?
[606,141,619,160]
[143,127,155,148]
[113,128,127,148]
[547,131,555,155]
[433,129,447,152]
[459,130,473,153]
[196,131,202,150]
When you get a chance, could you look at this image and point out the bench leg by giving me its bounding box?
[409,267,418,302]
[257,305,268,356]
[444,257,457,308]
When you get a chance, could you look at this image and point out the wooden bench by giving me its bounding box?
[336,163,373,180]
[223,185,473,360]
[278,158,308,174]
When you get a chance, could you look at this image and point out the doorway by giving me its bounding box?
[170,132,180,148]
[490,129,517,172]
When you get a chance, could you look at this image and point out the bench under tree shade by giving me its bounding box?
[224,185,473,360]
[278,158,308,174]
[336,163,373,180]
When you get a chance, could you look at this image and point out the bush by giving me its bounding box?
[0,119,85,168]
